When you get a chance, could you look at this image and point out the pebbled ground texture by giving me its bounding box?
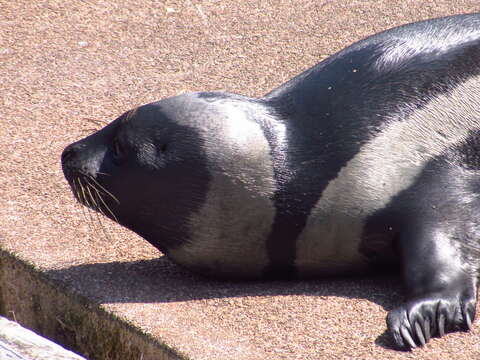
[2,0,480,359]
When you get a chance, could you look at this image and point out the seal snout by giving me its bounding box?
[61,143,78,166]
[61,142,87,180]
[61,140,120,218]
[61,140,106,181]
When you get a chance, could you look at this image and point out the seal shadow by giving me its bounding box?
[46,255,402,306]
[46,255,404,349]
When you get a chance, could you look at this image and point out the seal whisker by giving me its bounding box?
[76,177,94,210]
[85,178,119,223]
[73,175,115,241]
[72,180,84,208]
[87,175,120,204]
[75,177,102,238]
[70,177,83,204]
[74,178,87,207]
[91,203,113,243]
[82,178,114,242]
[84,118,109,127]
[71,177,92,229]
[84,181,101,213]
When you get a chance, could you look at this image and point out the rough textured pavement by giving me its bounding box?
[2,1,480,359]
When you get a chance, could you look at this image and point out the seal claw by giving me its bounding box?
[438,313,446,337]
[400,326,417,349]
[465,311,472,330]
[423,318,431,342]
[414,322,426,346]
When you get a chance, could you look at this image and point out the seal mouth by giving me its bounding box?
[65,171,120,222]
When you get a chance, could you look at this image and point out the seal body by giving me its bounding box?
[62,13,480,349]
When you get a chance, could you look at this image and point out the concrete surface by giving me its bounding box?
[2,0,480,359]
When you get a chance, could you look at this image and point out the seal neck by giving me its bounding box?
[260,54,339,122]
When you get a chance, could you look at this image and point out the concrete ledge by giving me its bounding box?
[0,251,184,360]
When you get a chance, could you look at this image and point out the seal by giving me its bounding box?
[61,13,480,350]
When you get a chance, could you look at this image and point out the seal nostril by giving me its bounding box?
[61,144,77,165]
[61,142,87,166]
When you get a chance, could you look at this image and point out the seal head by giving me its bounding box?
[62,93,278,278]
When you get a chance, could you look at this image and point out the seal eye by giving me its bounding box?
[112,138,124,163]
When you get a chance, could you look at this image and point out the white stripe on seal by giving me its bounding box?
[295,75,480,277]
[167,96,277,278]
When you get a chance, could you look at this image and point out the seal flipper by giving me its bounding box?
[387,222,478,350]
